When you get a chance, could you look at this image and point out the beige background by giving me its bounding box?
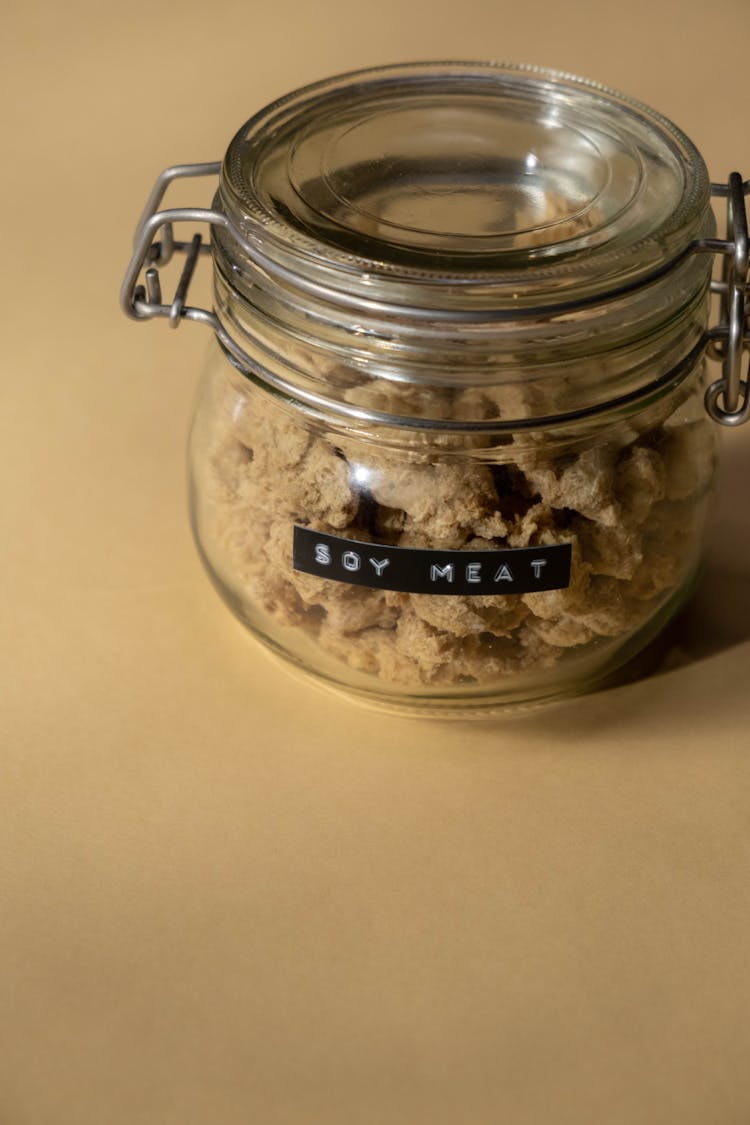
[3,1,750,1122]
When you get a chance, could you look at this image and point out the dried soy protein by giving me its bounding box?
[198,379,716,688]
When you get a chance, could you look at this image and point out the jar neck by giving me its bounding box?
[211,223,713,428]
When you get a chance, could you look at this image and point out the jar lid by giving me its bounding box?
[219,61,710,309]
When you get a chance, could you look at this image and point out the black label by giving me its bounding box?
[293,526,571,596]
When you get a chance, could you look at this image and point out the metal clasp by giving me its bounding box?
[695,172,750,426]
[120,162,225,332]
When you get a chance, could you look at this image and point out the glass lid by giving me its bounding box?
[219,62,711,305]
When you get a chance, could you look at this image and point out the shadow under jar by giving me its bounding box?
[121,62,750,715]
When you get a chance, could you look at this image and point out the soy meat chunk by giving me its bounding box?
[576,577,642,638]
[318,585,398,633]
[432,630,553,682]
[248,567,311,628]
[522,530,590,619]
[522,568,591,623]
[291,571,398,633]
[628,553,682,601]
[218,518,305,626]
[373,505,407,540]
[410,592,529,639]
[361,457,503,542]
[344,378,455,420]
[317,613,453,685]
[506,502,556,547]
[317,610,536,687]
[524,446,619,526]
[627,498,693,600]
[573,519,644,581]
[393,611,464,681]
[614,444,666,526]
[233,402,312,474]
[525,614,595,649]
[278,440,358,528]
[387,612,530,684]
[317,621,385,676]
[205,433,251,505]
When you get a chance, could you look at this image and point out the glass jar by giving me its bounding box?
[121,62,750,714]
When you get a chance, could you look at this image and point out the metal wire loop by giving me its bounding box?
[705,377,750,426]
[119,162,223,328]
[701,174,750,424]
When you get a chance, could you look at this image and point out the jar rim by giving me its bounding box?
[218,61,711,311]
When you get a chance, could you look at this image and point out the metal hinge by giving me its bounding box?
[695,172,750,426]
[119,161,224,332]
[119,160,325,338]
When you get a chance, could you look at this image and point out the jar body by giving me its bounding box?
[167,62,723,713]
[188,338,718,712]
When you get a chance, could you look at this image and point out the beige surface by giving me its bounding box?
[3,1,750,1122]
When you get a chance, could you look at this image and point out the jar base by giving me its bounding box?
[223,573,701,720]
